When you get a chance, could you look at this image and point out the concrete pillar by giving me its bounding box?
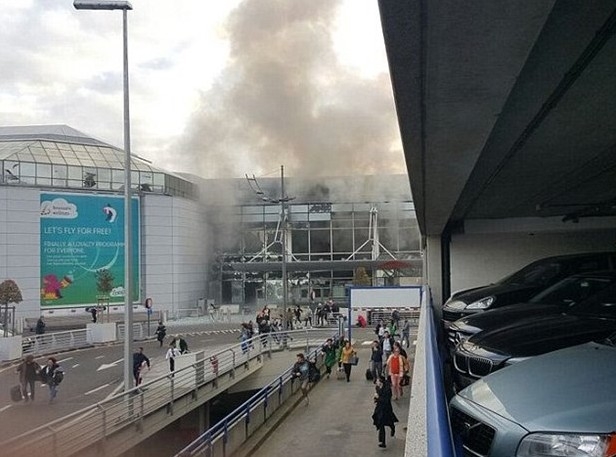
[425,235,444,311]
[199,401,210,432]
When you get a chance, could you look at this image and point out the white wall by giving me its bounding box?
[0,187,42,320]
[141,195,207,316]
[450,217,616,294]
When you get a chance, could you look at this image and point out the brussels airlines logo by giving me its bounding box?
[103,203,117,223]
[40,198,78,219]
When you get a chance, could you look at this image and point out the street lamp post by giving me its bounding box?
[74,0,134,393]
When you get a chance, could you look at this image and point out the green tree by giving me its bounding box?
[0,279,23,337]
[354,267,372,286]
[95,269,114,298]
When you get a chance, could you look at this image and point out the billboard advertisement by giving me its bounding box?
[40,192,140,308]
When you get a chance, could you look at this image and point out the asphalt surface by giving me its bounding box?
[0,322,242,442]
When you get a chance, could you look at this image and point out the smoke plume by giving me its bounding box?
[174,0,405,180]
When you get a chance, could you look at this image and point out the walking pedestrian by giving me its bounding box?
[320,338,337,379]
[401,318,411,348]
[35,316,46,335]
[386,345,407,400]
[292,353,311,405]
[372,375,398,448]
[339,340,356,382]
[155,321,167,347]
[165,341,181,374]
[40,357,64,404]
[132,347,150,387]
[16,354,41,402]
[369,340,384,382]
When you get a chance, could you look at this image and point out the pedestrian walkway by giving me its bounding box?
[237,329,413,457]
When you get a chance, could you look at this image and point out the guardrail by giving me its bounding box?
[175,332,335,457]
[4,328,339,457]
[22,328,92,356]
[424,287,456,457]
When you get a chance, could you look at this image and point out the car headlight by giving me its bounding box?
[466,296,495,310]
[517,432,616,457]
[443,300,468,310]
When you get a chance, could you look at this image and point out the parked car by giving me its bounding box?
[446,270,616,351]
[441,251,616,326]
[452,280,616,390]
[450,338,616,457]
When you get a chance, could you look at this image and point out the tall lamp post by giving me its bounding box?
[74,0,134,392]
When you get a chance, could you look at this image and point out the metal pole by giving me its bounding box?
[122,8,134,392]
[281,165,288,330]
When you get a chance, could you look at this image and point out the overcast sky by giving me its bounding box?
[0,0,405,179]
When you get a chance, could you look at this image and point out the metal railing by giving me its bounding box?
[176,330,337,457]
[424,287,456,457]
[22,328,92,356]
[4,328,339,457]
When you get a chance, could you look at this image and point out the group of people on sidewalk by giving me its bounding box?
[15,354,64,404]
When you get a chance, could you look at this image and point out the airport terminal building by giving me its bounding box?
[0,125,420,324]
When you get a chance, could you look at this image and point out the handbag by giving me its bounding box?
[350,355,359,366]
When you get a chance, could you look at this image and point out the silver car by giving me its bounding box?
[449,338,616,457]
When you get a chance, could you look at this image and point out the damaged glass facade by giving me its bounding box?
[207,175,422,308]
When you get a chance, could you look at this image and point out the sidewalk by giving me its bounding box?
[239,329,413,457]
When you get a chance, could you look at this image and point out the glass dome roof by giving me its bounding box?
[0,125,195,198]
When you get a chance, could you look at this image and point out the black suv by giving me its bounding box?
[452,278,616,390]
[441,251,616,326]
[446,270,616,351]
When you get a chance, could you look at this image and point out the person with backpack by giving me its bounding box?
[292,353,312,405]
[40,357,64,404]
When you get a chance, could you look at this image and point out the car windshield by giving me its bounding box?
[501,261,561,286]
[529,276,616,306]
[568,284,616,318]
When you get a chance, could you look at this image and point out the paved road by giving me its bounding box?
[0,326,241,441]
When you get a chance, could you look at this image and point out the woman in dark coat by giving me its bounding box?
[371,376,398,448]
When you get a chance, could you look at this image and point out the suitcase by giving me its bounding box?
[365,368,373,381]
[336,369,346,380]
[10,385,23,402]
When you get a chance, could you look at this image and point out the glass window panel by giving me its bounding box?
[21,162,35,176]
[93,157,110,167]
[332,229,353,252]
[289,212,308,222]
[21,176,35,185]
[153,173,164,185]
[98,168,111,183]
[37,176,51,186]
[290,205,308,214]
[291,230,308,253]
[37,163,51,178]
[85,146,101,154]
[264,205,280,214]
[29,146,46,155]
[308,212,330,222]
[242,214,265,223]
[4,161,20,182]
[56,142,71,150]
[310,229,331,254]
[52,164,67,179]
[332,204,353,212]
[112,169,124,185]
[68,179,81,188]
[41,141,57,149]
[34,154,51,163]
[332,218,353,228]
[354,228,370,251]
[243,231,263,253]
[309,220,329,229]
[378,227,397,250]
[16,152,35,161]
[140,172,153,184]
[68,166,82,179]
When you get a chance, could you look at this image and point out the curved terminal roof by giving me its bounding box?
[0,124,196,198]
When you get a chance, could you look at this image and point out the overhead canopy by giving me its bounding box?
[379,1,616,235]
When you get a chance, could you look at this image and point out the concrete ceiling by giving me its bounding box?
[379,0,616,235]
